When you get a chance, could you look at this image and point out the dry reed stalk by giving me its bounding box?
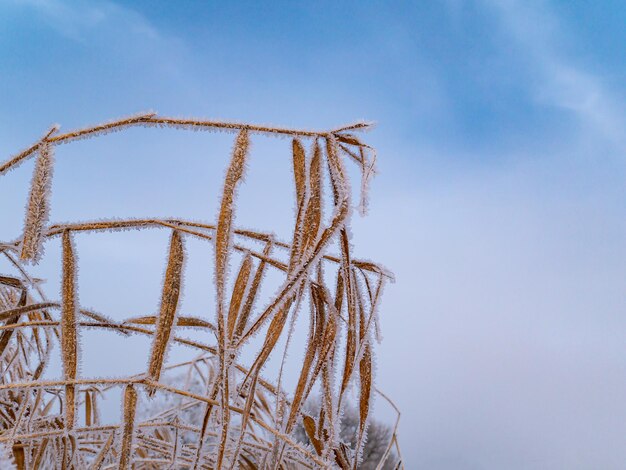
[90,432,114,470]
[0,125,58,175]
[0,112,374,176]
[0,303,58,322]
[48,112,155,145]
[42,219,391,277]
[147,230,184,392]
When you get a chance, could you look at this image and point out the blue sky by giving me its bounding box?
[1,1,626,468]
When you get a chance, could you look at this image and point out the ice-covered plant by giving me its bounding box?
[0,113,402,469]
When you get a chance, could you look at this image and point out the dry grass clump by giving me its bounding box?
[0,113,402,469]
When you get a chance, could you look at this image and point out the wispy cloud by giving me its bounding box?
[0,0,193,114]
[6,0,159,41]
[482,0,626,150]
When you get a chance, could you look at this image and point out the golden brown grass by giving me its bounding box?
[0,113,402,469]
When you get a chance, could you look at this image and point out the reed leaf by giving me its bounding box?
[21,141,54,262]
[126,314,215,330]
[292,138,306,207]
[300,140,322,256]
[303,414,322,455]
[147,230,184,392]
[215,128,249,469]
[227,253,253,341]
